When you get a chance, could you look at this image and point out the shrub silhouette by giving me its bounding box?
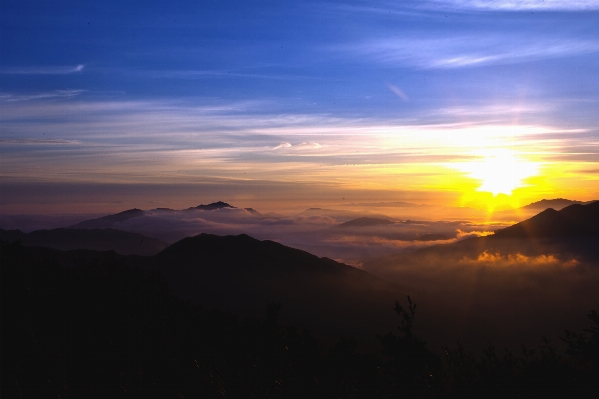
[377,296,442,398]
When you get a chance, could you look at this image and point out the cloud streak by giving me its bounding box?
[1,96,597,204]
[0,65,85,75]
[344,36,599,69]
[0,138,81,145]
[121,68,318,81]
[426,0,599,11]
[0,90,84,102]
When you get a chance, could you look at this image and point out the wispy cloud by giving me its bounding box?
[1,96,597,200]
[387,84,409,101]
[329,0,599,15]
[343,36,599,69]
[0,64,84,75]
[0,90,84,102]
[426,0,599,11]
[0,138,81,145]
[272,142,322,152]
[116,68,319,81]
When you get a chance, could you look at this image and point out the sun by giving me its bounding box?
[458,149,539,196]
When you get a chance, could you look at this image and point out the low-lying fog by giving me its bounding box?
[60,207,504,265]
[2,205,597,353]
[362,236,599,352]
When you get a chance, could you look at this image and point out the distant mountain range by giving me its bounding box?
[65,198,598,232]
[70,208,147,229]
[186,201,235,211]
[69,202,238,229]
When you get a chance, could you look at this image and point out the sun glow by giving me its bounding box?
[458,149,539,196]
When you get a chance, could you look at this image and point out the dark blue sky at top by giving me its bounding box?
[2,0,598,122]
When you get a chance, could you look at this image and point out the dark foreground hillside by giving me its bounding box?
[2,240,599,398]
[144,233,403,345]
[0,227,168,256]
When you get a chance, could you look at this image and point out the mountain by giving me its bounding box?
[492,198,598,222]
[373,201,599,267]
[0,227,168,256]
[493,201,599,238]
[69,201,238,230]
[187,201,234,211]
[138,233,403,343]
[520,198,589,211]
[70,208,146,229]
[13,232,404,346]
[359,201,599,352]
[338,217,396,228]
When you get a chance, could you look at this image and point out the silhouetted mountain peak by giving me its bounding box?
[155,233,399,289]
[244,207,261,216]
[147,232,403,343]
[521,198,584,211]
[120,208,144,214]
[189,201,235,211]
[157,233,312,268]
[70,208,146,229]
[494,201,599,238]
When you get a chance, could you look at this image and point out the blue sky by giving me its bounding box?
[1,0,599,213]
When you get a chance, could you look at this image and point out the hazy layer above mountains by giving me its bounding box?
[15,202,505,265]
[1,198,595,265]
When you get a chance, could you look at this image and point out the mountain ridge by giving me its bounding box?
[493,201,599,238]
[143,233,403,343]
[0,227,168,256]
[11,231,404,346]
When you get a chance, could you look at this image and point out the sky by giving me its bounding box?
[1,0,598,215]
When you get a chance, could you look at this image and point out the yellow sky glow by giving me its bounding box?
[456,149,539,196]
